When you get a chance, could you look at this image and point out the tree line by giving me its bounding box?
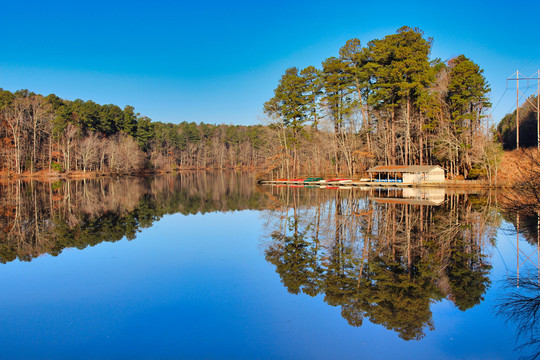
[264,26,495,179]
[497,94,539,150]
[0,27,500,179]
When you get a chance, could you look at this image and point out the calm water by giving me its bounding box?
[0,173,538,359]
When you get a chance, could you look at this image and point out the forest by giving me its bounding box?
[497,94,539,150]
[264,26,496,179]
[0,27,508,180]
[0,89,272,175]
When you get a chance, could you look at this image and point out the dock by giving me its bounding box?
[260,180,416,188]
[258,179,490,188]
[259,164,494,188]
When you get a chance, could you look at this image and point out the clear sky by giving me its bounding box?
[1,0,539,126]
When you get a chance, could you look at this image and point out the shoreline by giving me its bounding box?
[259,179,507,189]
[0,168,260,183]
[0,170,511,188]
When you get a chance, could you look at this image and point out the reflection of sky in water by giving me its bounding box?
[0,209,527,359]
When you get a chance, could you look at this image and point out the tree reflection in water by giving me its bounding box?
[262,186,500,340]
[0,172,263,263]
[497,181,540,360]
[0,176,513,344]
[497,268,540,360]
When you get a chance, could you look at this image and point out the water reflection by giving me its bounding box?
[0,172,264,263]
[498,197,540,359]
[261,186,500,340]
[2,174,537,354]
[497,273,540,360]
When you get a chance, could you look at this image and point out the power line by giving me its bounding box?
[494,240,510,276]
[506,70,540,149]
[489,87,508,116]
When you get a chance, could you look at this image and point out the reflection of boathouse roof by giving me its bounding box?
[367,165,444,173]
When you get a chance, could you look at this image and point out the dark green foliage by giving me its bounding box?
[51,162,63,172]
[447,242,491,311]
[136,116,154,151]
[367,26,434,109]
[321,56,356,131]
[300,66,323,127]
[447,55,491,131]
[266,220,321,296]
[497,95,538,149]
[122,105,138,136]
[14,89,33,98]
[98,104,123,135]
[44,94,64,110]
[0,89,15,110]
[266,67,308,131]
[180,121,202,143]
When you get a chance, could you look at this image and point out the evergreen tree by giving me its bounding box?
[122,105,138,136]
[321,56,355,134]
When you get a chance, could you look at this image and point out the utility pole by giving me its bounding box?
[517,71,520,149]
[507,71,540,150]
[517,213,520,287]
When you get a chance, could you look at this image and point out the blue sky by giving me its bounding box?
[1,0,539,126]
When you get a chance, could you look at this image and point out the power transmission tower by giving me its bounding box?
[506,70,540,150]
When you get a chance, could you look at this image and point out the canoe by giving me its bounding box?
[327,178,352,183]
[304,177,323,182]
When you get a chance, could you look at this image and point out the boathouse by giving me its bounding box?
[367,165,445,184]
[369,188,446,206]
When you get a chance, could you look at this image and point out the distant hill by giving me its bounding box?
[497,95,539,149]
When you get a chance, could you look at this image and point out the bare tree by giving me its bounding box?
[78,132,100,172]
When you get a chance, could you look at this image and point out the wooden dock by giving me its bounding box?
[260,180,416,188]
[258,180,490,188]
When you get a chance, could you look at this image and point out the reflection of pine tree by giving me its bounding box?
[266,231,316,295]
[362,256,439,340]
[446,236,491,311]
[323,236,362,307]
[263,187,499,340]
[266,210,323,296]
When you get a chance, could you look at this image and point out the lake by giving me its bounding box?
[0,173,537,359]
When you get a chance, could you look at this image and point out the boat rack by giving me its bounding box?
[260,179,416,188]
